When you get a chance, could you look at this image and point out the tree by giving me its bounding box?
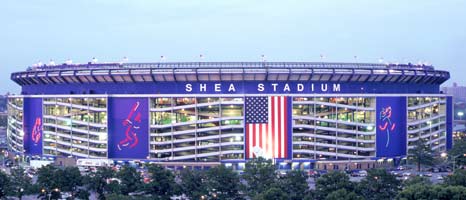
[402,176,431,188]
[206,165,242,200]
[397,184,436,200]
[397,184,466,200]
[315,171,354,199]
[116,165,143,195]
[242,158,278,198]
[144,164,179,200]
[36,165,83,199]
[253,186,288,200]
[8,167,33,199]
[85,166,116,200]
[75,189,90,200]
[278,170,308,200]
[37,165,61,193]
[358,168,401,200]
[434,185,466,200]
[105,194,134,200]
[408,140,435,171]
[179,168,207,200]
[325,189,364,200]
[106,180,123,195]
[59,167,83,196]
[0,170,9,199]
[443,169,466,187]
[448,139,466,167]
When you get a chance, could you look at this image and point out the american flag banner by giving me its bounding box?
[245,96,291,159]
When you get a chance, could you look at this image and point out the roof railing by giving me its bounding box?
[25,61,436,72]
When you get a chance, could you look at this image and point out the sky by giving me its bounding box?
[1,0,465,94]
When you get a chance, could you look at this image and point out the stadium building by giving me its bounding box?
[7,62,453,170]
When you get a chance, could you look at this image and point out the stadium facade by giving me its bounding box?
[7,62,453,170]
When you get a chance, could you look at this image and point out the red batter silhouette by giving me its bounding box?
[31,117,41,144]
[378,106,396,147]
[117,101,141,150]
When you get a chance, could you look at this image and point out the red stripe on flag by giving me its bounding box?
[267,97,276,158]
[251,124,255,158]
[275,97,283,158]
[245,125,249,158]
[284,97,287,158]
[271,97,275,158]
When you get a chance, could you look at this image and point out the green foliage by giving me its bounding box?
[144,164,179,200]
[106,193,154,200]
[443,169,466,187]
[116,165,143,195]
[358,168,401,200]
[105,193,135,200]
[402,176,431,188]
[253,186,288,200]
[60,167,83,192]
[408,140,436,171]
[0,170,9,198]
[76,189,91,200]
[85,166,117,199]
[36,165,83,197]
[448,139,466,167]
[8,167,33,198]
[315,171,354,199]
[206,165,242,200]
[435,185,466,200]
[325,189,364,200]
[397,184,435,200]
[35,165,84,200]
[397,184,466,200]
[278,170,309,200]
[179,168,207,200]
[242,158,278,198]
[37,165,60,191]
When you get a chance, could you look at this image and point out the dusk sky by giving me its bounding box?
[1,0,465,94]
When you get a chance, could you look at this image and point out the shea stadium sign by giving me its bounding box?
[185,82,341,93]
[20,81,438,95]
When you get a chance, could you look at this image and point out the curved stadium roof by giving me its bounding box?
[11,62,449,86]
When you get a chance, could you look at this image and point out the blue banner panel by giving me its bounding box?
[446,96,453,150]
[108,97,149,159]
[23,98,43,155]
[376,97,407,157]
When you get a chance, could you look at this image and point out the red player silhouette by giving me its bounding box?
[378,106,396,147]
[117,101,141,150]
[31,117,41,144]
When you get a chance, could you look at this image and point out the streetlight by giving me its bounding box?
[441,152,447,158]
[452,154,466,171]
[458,112,464,120]
[41,188,50,200]
[18,188,24,200]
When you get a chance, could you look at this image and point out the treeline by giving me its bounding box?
[2,158,466,200]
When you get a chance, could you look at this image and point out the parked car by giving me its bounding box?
[350,170,361,177]
[402,172,412,177]
[424,172,433,177]
[358,170,367,177]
